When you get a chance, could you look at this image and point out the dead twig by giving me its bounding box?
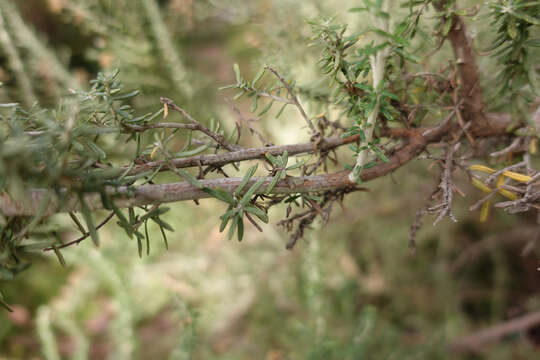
[265,66,317,134]
[450,310,540,354]
[160,97,240,152]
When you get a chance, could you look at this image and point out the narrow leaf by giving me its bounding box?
[203,187,236,205]
[79,196,99,247]
[52,246,66,267]
[228,216,239,240]
[265,171,282,194]
[252,67,265,86]
[112,89,140,101]
[233,63,242,83]
[245,206,268,223]
[237,217,244,241]
[240,178,266,206]
[235,164,258,196]
[174,168,203,188]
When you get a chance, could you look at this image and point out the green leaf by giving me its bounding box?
[252,67,265,86]
[237,217,244,241]
[151,217,174,232]
[258,100,274,116]
[79,196,99,247]
[265,152,281,166]
[114,107,133,120]
[52,246,66,267]
[218,84,237,90]
[69,212,87,235]
[235,164,258,197]
[129,207,135,224]
[112,89,140,101]
[276,103,287,118]
[228,216,239,240]
[265,170,283,194]
[175,144,210,158]
[442,18,453,36]
[219,205,234,232]
[233,63,242,84]
[362,160,378,169]
[240,178,266,206]
[371,144,389,162]
[203,187,236,205]
[507,19,518,39]
[146,108,165,122]
[510,10,540,26]
[281,150,289,167]
[87,141,107,160]
[245,206,268,223]
[159,223,168,250]
[136,232,143,258]
[138,206,170,223]
[353,165,362,177]
[109,203,133,237]
[233,91,245,100]
[145,221,150,256]
[286,158,308,170]
[525,38,540,47]
[0,291,13,312]
[174,168,203,189]
[484,35,506,51]
[251,95,259,112]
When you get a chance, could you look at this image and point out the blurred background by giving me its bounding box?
[0,0,539,359]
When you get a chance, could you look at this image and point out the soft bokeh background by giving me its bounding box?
[0,0,539,359]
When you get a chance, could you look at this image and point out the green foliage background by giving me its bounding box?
[0,0,539,359]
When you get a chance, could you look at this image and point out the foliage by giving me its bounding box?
[0,0,539,358]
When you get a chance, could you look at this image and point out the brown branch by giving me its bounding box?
[0,113,514,217]
[96,111,513,179]
[0,120,446,216]
[99,133,365,178]
[432,142,459,225]
[434,1,485,123]
[449,310,540,353]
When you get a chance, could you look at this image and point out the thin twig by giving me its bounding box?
[44,212,115,251]
[160,97,240,151]
[489,137,523,157]
[450,310,540,353]
[485,161,526,184]
[432,143,459,225]
[239,85,294,105]
[265,66,316,134]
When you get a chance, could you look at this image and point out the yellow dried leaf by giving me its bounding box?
[471,177,492,193]
[496,175,504,188]
[163,103,168,119]
[495,174,518,200]
[480,200,490,222]
[530,138,537,155]
[150,146,159,160]
[502,171,531,183]
[497,188,518,201]
[470,164,495,174]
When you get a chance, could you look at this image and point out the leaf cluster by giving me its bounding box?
[486,0,539,101]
